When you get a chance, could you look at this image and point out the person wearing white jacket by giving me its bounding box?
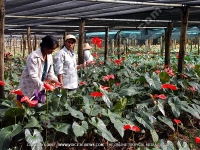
[54,34,86,91]
[18,35,61,101]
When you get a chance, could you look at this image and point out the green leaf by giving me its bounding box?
[119,87,139,97]
[107,110,125,137]
[177,140,190,150]
[50,122,77,142]
[113,98,127,114]
[157,116,175,131]
[72,121,88,137]
[168,97,181,118]
[150,130,159,143]
[157,100,165,116]
[25,129,43,150]
[0,124,22,150]
[66,105,84,120]
[89,117,117,142]
[145,72,162,91]
[159,72,170,83]
[24,116,42,129]
[159,139,175,150]
[135,114,154,130]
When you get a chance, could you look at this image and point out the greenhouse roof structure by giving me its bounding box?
[4,0,200,39]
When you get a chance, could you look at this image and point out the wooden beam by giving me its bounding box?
[178,7,189,76]
[22,34,26,57]
[165,22,173,67]
[104,27,109,65]
[78,19,85,65]
[0,0,5,99]
[27,26,31,54]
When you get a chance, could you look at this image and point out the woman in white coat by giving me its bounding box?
[18,35,61,102]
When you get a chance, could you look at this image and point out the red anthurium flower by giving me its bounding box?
[162,84,178,90]
[92,37,102,48]
[20,96,38,107]
[155,70,160,74]
[93,53,98,58]
[154,94,167,100]
[28,100,38,107]
[10,89,23,95]
[181,74,187,78]
[114,59,122,65]
[90,92,103,98]
[195,137,200,144]
[121,57,125,61]
[188,86,196,92]
[131,126,140,132]
[101,86,110,90]
[89,61,96,65]
[79,81,86,85]
[44,82,55,91]
[123,124,131,130]
[20,96,29,103]
[115,82,120,86]
[109,74,115,79]
[103,75,110,81]
[0,80,5,86]
[173,119,181,124]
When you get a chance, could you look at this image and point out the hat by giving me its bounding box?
[83,43,92,50]
[65,34,76,42]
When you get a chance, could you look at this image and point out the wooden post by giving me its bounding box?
[63,31,66,45]
[0,0,5,99]
[22,34,26,58]
[20,38,23,52]
[165,22,173,67]
[104,27,109,65]
[78,18,85,65]
[111,39,114,56]
[13,37,16,57]
[27,26,31,54]
[34,33,37,50]
[117,31,121,59]
[178,7,189,76]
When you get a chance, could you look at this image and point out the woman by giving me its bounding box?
[54,34,86,91]
[18,35,61,102]
[83,43,93,63]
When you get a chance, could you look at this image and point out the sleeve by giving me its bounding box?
[54,51,65,75]
[47,55,58,81]
[27,55,44,91]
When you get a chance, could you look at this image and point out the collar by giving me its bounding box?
[33,48,50,62]
[63,46,74,56]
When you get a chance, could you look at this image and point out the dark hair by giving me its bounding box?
[40,35,59,49]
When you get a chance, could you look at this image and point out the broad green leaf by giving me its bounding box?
[157,116,175,131]
[157,100,165,116]
[89,117,117,142]
[25,129,43,150]
[107,110,125,137]
[119,87,139,97]
[0,124,22,150]
[72,121,88,137]
[177,140,190,150]
[150,130,159,143]
[145,72,162,91]
[66,105,84,120]
[113,98,127,114]
[135,114,154,130]
[159,139,175,150]
[168,97,181,117]
[24,116,42,129]
[100,89,112,108]
[50,122,77,142]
